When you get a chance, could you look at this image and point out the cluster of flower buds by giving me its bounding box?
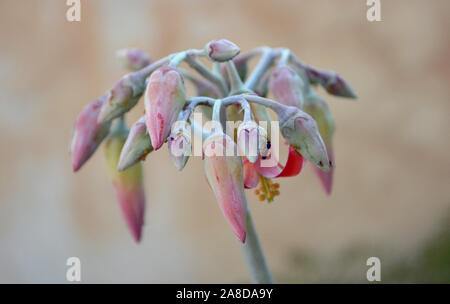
[70,39,356,243]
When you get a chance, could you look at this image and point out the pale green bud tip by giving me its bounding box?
[116,48,151,71]
[280,108,331,172]
[118,116,153,172]
[205,39,240,62]
[98,75,141,124]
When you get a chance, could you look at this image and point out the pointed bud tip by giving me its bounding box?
[116,160,128,172]
[114,185,145,244]
[131,228,142,243]
[152,140,163,151]
[72,161,81,172]
[314,165,333,195]
[237,231,246,243]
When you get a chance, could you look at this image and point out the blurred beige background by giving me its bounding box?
[0,0,449,283]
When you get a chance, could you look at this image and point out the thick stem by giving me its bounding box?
[185,55,228,96]
[168,52,188,68]
[278,48,290,67]
[225,61,246,94]
[244,48,276,90]
[179,99,213,121]
[211,99,227,131]
[223,97,252,122]
[243,48,278,140]
[239,206,274,284]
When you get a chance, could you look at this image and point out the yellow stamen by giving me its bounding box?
[254,176,281,203]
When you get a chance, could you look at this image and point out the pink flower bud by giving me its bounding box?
[325,72,357,98]
[269,66,305,109]
[205,39,240,62]
[104,120,145,242]
[118,116,153,172]
[116,48,151,71]
[144,67,186,150]
[279,107,331,171]
[203,133,247,243]
[305,68,357,98]
[71,97,111,172]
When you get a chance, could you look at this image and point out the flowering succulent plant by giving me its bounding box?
[70,40,356,283]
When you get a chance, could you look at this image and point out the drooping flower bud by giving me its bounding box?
[269,66,305,109]
[203,133,247,243]
[168,121,191,171]
[98,74,143,123]
[118,116,153,172]
[116,48,151,71]
[279,106,331,171]
[144,67,186,150]
[305,68,357,98]
[237,120,268,163]
[71,97,111,172]
[303,91,335,194]
[104,119,146,242]
[205,39,240,62]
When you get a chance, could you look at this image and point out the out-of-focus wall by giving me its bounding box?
[0,0,449,283]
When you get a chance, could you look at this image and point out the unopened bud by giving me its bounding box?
[71,97,111,172]
[144,67,186,150]
[205,39,240,62]
[237,121,268,163]
[104,119,145,242]
[98,74,143,123]
[116,48,151,71]
[168,121,191,171]
[118,116,153,171]
[279,107,330,171]
[269,66,305,109]
[203,133,247,243]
